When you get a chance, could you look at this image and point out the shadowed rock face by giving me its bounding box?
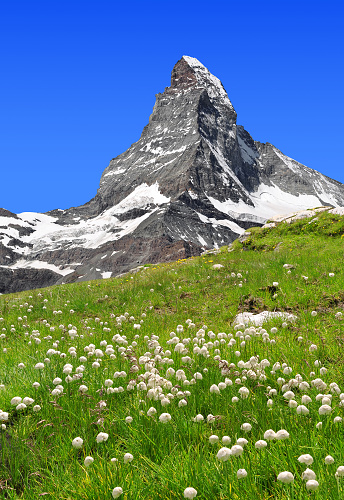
[0,268,60,294]
[1,55,344,294]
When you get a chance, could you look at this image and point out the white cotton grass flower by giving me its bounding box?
[335,466,344,477]
[241,422,252,432]
[301,395,312,404]
[72,437,83,449]
[209,435,219,444]
[123,453,133,463]
[277,471,294,484]
[237,468,247,479]
[334,416,342,423]
[264,429,276,440]
[11,397,22,406]
[84,456,94,467]
[238,387,249,398]
[283,391,295,400]
[298,454,314,465]
[159,413,171,423]
[96,432,109,443]
[306,480,319,491]
[33,405,41,412]
[34,362,44,369]
[319,404,332,415]
[231,445,244,457]
[255,440,267,449]
[296,405,309,415]
[275,429,290,440]
[236,438,248,447]
[288,399,298,408]
[192,414,204,423]
[183,487,197,498]
[217,447,231,462]
[22,397,34,405]
[222,436,231,445]
[112,487,123,498]
[16,403,26,411]
[302,468,317,481]
[325,455,335,464]
[210,384,220,394]
[125,416,133,424]
[147,407,157,417]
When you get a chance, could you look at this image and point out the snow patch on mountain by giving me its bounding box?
[0,183,170,255]
[196,212,245,235]
[110,182,170,214]
[1,259,78,276]
[207,182,331,221]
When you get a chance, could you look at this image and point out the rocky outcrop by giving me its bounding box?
[1,55,344,294]
[0,267,60,294]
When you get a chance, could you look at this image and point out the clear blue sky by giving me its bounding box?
[1,0,343,214]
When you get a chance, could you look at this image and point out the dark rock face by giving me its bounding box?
[1,55,344,294]
[0,267,60,294]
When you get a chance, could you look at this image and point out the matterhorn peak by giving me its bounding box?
[168,55,235,110]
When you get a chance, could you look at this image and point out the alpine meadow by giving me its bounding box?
[1,208,344,499]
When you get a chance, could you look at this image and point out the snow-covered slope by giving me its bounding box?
[1,55,344,294]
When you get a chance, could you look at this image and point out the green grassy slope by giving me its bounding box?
[0,210,344,499]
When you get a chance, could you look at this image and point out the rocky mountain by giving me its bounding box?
[1,55,344,294]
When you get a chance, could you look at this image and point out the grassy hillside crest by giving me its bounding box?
[1,209,344,499]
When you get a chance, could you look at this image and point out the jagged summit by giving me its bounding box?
[169,56,234,110]
[1,56,344,294]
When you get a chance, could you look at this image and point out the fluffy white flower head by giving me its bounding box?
[112,487,123,498]
[319,404,332,415]
[217,447,231,462]
[96,432,109,443]
[11,397,22,406]
[298,454,313,465]
[231,444,244,457]
[336,466,344,477]
[277,471,294,484]
[255,440,267,449]
[123,453,133,464]
[296,405,309,415]
[237,468,247,479]
[159,413,171,423]
[306,480,319,491]
[302,468,316,481]
[72,437,83,449]
[183,487,197,499]
[209,435,219,444]
[84,456,94,467]
[276,429,289,440]
[264,429,276,440]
